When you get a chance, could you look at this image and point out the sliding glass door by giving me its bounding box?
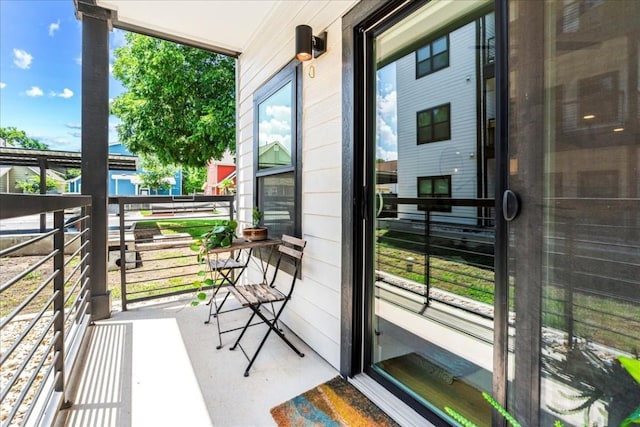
[509,1,640,425]
[365,2,498,425]
[356,0,639,426]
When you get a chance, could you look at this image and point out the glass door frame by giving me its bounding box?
[340,0,525,425]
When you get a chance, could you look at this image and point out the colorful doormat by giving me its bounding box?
[270,376,400,427]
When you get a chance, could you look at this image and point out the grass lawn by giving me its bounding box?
[134,218,226,238]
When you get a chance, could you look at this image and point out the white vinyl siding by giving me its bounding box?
[236,1,357,369]
[396,20,478,224]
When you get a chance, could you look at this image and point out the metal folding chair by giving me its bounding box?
[227,234,306,376]
[204,249,250,348]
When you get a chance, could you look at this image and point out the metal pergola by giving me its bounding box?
[0,147,137,170]
[0,146,137,232]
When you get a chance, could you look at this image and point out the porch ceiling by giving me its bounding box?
[93,0,280,56]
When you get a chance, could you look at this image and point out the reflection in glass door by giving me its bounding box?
[508,1,640,425]
[368,2,498,425]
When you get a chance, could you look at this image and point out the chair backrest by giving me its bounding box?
[270,235,306,293]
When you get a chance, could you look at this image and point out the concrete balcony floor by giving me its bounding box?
[57,295,339,427]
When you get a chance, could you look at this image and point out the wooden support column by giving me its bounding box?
[78,2,113,320]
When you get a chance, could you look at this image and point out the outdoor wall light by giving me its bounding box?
[295,25,327,61]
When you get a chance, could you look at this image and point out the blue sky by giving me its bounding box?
[0,0,125,151]
[1,0,396,157]
[376,63,397,161]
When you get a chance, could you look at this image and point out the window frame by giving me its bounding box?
[415,34,450,78]
[416,103,451,144]
[417,175,452,212]
[253,60,302,239]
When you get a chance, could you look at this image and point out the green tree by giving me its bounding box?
[182,166,207,194]
[137,154,178,194]
[0,126,48,150]
[64,168,81,180]
[16,176,61,193]
[111,33,236,168]
[218,178,235,195]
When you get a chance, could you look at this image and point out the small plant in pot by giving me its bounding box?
[242,207,268,241]
[189,219,238,305]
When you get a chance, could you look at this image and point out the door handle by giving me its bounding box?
[502,189,520,221]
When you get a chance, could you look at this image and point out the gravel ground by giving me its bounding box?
[1,317,54,427]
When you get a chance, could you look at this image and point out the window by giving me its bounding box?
[578,72,619,126]
[417,175,451,212]
[558,0,604,34]
[417,104,451,144]
[253,61,301,238]
[415,35,449,78]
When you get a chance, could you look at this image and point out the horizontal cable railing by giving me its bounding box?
[375,197,496,320]
[108,195,236,310]
[542,198,640,354]
[374,196,639,354]
[0,193,92,427]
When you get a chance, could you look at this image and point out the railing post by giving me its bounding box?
[565,214,575,348]
[53,210,66,397]
[424,208,431,306]
[119,198,128,311]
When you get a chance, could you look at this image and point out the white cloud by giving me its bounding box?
[0,82,6,89]
[13,49,33,69]
[109,63,114,74]
[75,56,82,66]
[49,20,60,37]
[65,123,82,129]
[375,89,398,161]
[50,88,74,98]
[25,86,44,97]
[259,104,293,153]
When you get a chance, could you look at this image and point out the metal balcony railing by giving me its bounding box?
[374,196,640,354]
[107,195,236,310]
[0,193,92,427]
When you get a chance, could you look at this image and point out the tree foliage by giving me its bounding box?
[16,176,61,193]
[64,168,81,180]
[182,166,207,194]
[111,33,236,168]
[136,154,177,193]
[0,126,48,150]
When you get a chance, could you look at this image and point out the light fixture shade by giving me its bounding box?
[295,25,313,61]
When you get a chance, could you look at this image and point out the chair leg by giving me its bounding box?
[241,304,304,377]
[204,285,223,324]
[230,308,258,351]
[213,297,224,349]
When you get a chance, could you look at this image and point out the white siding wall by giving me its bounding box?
[395,21,478,223]
[236,1,357,369]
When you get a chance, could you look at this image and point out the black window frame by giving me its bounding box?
[253,60,302,239]
[416,103,451,144]
[415,34,450,78]
[417,175,452,212]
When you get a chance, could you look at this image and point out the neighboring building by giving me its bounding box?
[395,12,496,226]
[0,165,65,193]
[66,142,182,196]
[204,150,236,195]
[73,1,640,426]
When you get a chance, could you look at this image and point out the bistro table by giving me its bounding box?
[204,238,281,349]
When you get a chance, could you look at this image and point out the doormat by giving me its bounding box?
[270,376,400,427]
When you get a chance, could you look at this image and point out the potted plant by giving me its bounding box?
[189,219,238,305]
[242,207,268,241]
